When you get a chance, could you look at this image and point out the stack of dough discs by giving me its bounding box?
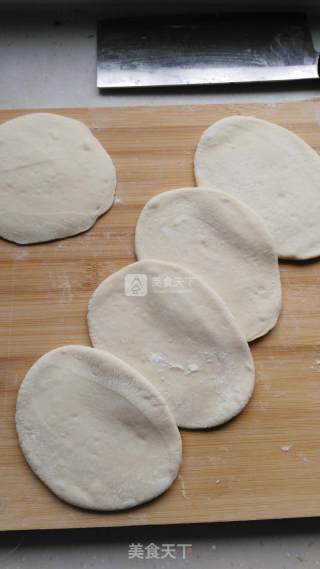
[194,115,320,260]
[135,188,281,342]
[88,260,255,429]
[0,113,116,244]
[16,345,182,510]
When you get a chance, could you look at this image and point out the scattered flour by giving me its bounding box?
[178,474,187,499]
[299,453,309,463]
[311,359,320,370]
[11,248,29,261]
[146,352,185,371]
[187,363,199,373]
[58,276,73,304]
[281,444,292,453]
[50,272,73,304]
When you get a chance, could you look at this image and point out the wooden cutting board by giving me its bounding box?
[1,100,320,531]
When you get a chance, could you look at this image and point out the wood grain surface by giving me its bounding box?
[1,100,320,531]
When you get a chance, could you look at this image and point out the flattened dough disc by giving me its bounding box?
[0,113,116,244]
[135,188,281,342]
[194,115,320,260]
[16,345,182,510]
[88,260,255,429]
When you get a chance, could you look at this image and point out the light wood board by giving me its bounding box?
[1,100,320,531]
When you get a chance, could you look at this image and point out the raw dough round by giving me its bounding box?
[194,115,320,260]
[16,345,181,510]
[135,188,281,342]
[88,260,255,429]
[0,113,116,244]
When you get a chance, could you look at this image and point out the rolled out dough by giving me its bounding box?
[0,113,116,244]
[194,115,320,260]
[16,345,182,510]
[88,260,255,429]
[135,188,281,342]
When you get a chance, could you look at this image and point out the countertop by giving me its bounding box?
[1,5,320,568]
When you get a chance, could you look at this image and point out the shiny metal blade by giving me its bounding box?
[97,12,319,89]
